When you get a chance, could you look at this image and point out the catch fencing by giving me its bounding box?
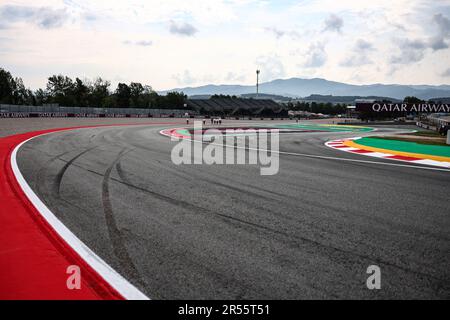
[0,104,196,118]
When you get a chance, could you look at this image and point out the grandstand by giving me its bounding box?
[187,98,287,117]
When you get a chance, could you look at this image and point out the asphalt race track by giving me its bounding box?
[16,121,450,299]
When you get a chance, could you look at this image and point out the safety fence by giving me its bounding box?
[0,104,196,118]
[427,114,450,127]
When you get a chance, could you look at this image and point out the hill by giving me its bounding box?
[160,78,450,100]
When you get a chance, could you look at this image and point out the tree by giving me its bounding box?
[403,96,424,103]
[139,85,156,108]
[88,77,110,108]
[12,77,34,105]
[0,68,16,104]
[46,75,75,106]
[0,67,192,110]
[129,82,145,107]
[102,95,117,108]
[34,89,49,105]
[115,83,131,107]
[162,91,186,109]
[73,78,89,107]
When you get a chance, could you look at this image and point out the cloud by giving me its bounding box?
[0,5,68,29]
[65,0,240,26]
[434,13,450,38]
[123,40,153,46]
[429,13,450,51]
[389,13,450,66]
[82,12,97,23]
[429,37,448,51]
[390,23,407,31]
[390,39,427,64]
[442,68,450,77]
[340,39,375,67]
[135,40,153,46]
[134,40,153,47]
[302,42,327,68]
[355,39,373,51]
[323,14,343,33]
[169,20,198,36]
[172,70,197,85]
[264,26,301,40]
[255,55,285,80]
[264,27,285,39]
[225,72,246,82]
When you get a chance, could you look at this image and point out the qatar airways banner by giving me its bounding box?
[356,103,450,113]
[0,112,155,118]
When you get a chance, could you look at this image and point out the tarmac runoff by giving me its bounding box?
[326,137,450,169]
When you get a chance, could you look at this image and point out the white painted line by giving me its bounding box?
[339,147,360,151]
[12,134,149,300]
[362,152,393,158]
[412,159,450,168]
[160,129,450,172]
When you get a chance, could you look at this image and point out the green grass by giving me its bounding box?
[372,136,447,146]
[405,131,441,137]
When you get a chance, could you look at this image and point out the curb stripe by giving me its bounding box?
[325,138,450,169]
[343,140,450,163]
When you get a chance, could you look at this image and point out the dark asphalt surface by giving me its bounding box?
[16,122,450,299]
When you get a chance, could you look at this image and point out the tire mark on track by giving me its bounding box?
[34,148,94,208]
[102,148,145,288]
[53,146,98,197]
[115,161,127,183]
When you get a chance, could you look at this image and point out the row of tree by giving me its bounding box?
[285,101,347,115]
[0,68,186,109]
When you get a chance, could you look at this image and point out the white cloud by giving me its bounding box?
[0,5,69,29]
[172,70,197,85]
[255,55,285,81]
[442,68,450,77]
[340,39,375,67]
[169,21,198,36]
[225,72,246,82]
[323,14,343,33]
[390,39,428,64]
[124,40,153,46]
[302,42,327,68]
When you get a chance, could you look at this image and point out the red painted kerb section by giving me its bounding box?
[0,122,180,299]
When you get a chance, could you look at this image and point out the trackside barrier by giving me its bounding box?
[0,104,197,118]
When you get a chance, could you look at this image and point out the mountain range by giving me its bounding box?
[160,78,450,100]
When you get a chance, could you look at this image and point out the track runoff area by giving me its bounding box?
[1,118,449,306]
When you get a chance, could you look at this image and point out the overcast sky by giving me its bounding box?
[0,0,449,90]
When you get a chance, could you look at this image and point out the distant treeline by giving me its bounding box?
[285,101,347,115]
[0,68,186,109]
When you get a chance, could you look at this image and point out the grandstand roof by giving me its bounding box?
[187,98,285,116]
